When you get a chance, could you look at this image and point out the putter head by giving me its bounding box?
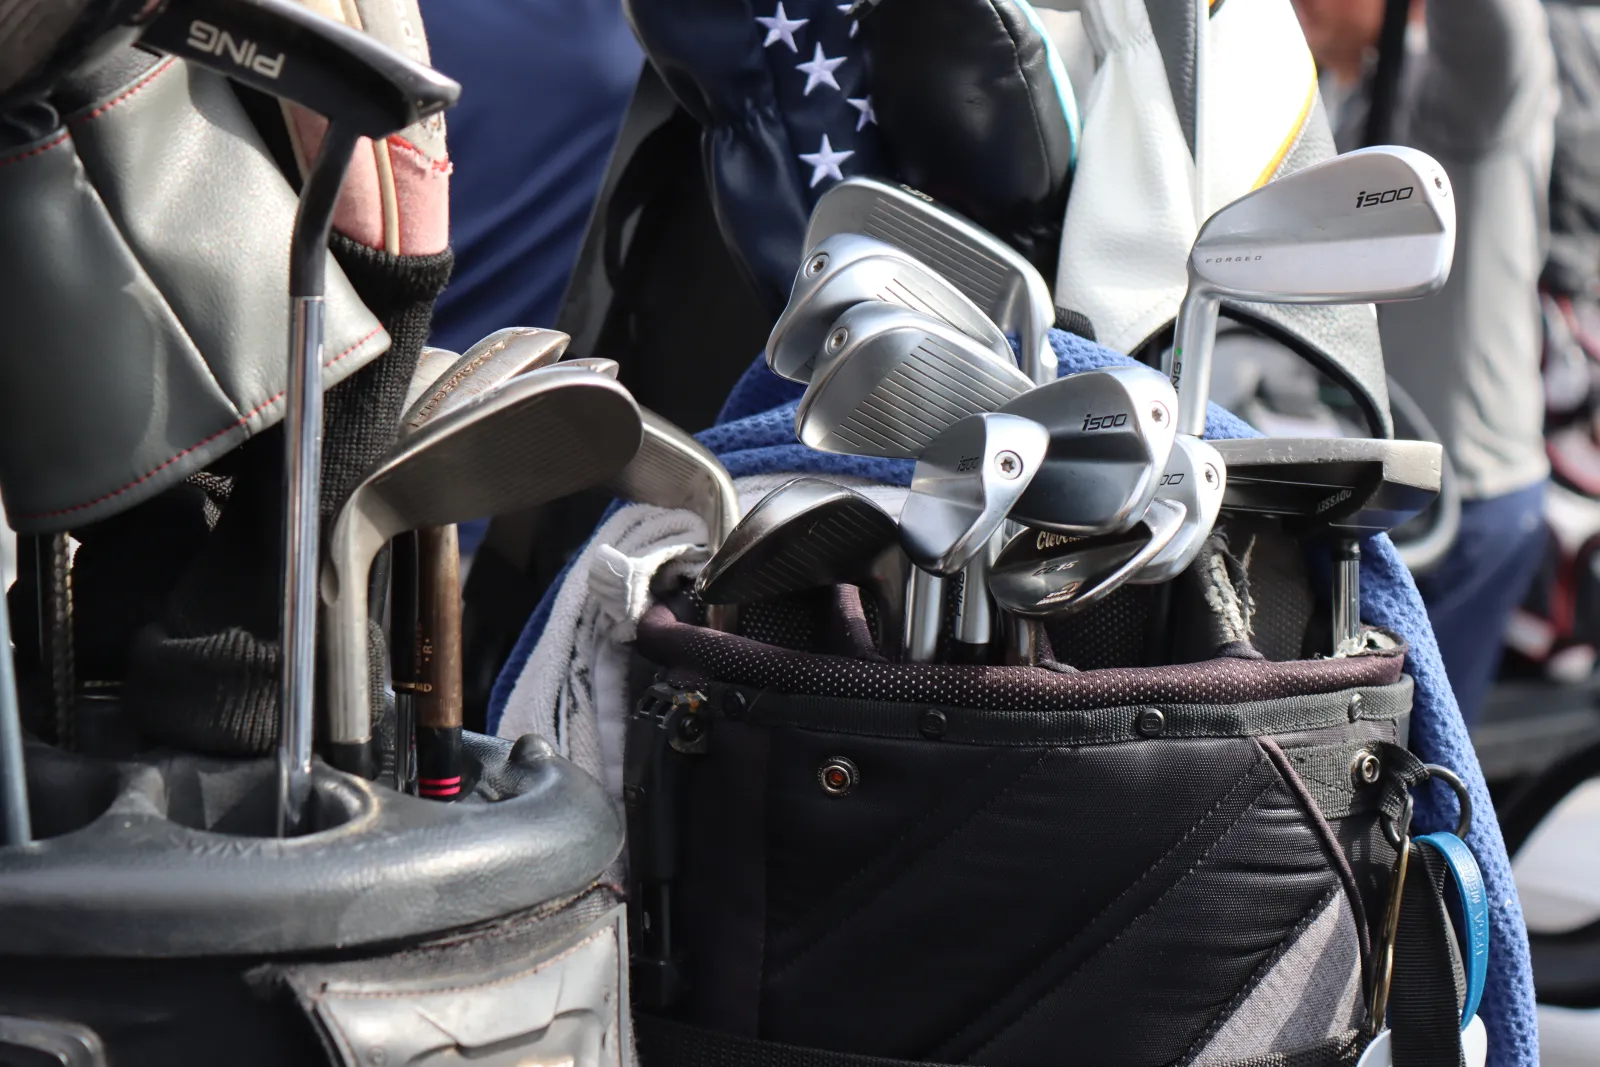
[696,477,897,604]
[400,328,570,431]
[796,301,1034,459]
[560,357,621,378]
[140,0,461,138]
[999,364,1180,534]
[1130,436,1227,584]
[1211,437,1443,536]
[608,408,741,550]
[1170,146,1455,435]
[899,412,1049,576]
[989,498,1187,618]
[1190,146,1455,304]
[768,233,1012,383]
[324,367,641,747]
[807,176,1056,382]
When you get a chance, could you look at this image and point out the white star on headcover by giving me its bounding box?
[756,2,808,52]
[847,96,876,131]
[796,42,847,95]
[837,4,859,38]
[799,134,854,187]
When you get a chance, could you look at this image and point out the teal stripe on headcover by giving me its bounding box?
[1013,0,1080,168]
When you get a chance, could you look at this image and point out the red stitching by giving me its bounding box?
[20,326,386,520]
[0,131,70,170]
[69,57,177,124]
[387,135,452,175]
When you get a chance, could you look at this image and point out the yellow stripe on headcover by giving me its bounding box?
[1253,66,1318,190]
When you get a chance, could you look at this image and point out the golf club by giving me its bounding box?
[606,409,742,632]
[769,232,1012,383]
[560,357,622,378]
[413,523,463,799]
[796,301,1034,459]
[1164,145,1455,437]
[807,176,1058,384]
[1130,435,1227,585]
[403,347,463,416]
[989,498,1187,619]
[322,367,641,779]
[400,328,570,431]
[1211,437,1442,654]
[697,477,909,658]
[899,412,1049,575]
[999,364,1180,534]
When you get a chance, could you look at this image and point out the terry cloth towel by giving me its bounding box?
[490,330,1538,1067]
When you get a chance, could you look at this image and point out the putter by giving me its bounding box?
[0,560,30,846]
[1165,145,1455,437]
[1130,435,1227,584]
[322,368,641,779]
[807,176,1058,384]
[1211,437,1442,655]
[697,477,908,658]
[990,499,1188,619]
[900,412,1049,576]
[999,364,1180,534]
[796,301,1034,459]
[401,327,570,431]
[606,409,742,632]
[769,232,1011,383]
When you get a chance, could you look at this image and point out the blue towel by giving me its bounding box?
[490,329,1538,1067]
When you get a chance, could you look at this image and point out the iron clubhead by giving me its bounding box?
[999,364,1180,535]
[796,301,1034,459]
[899,412,1049,576]
[609,408,740,551]
[560,357,621,378]
[401,327,570,431]
[404,346,464,416]
[807,176,1057,383]
[1210,437,1442,535]
[323,367,642,758]
[989,498,1187,618]
[697,477,899,604]
[1168,145,1455,435]
[1130,435,1227,584]
[768,232,1012,383]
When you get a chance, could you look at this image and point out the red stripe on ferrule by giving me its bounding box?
[418,775,462,797]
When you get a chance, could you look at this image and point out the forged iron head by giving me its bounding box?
[768,233,1012,383]
[401,328,570,431]
[989,498,1187,618]
[1210,437,1442,535]
[807,176,1057,383]
[608,408,740,552]
[560,357,621,378]
[899,412,1049,576]
[1130,435,1227,585]
[999,364,1179,535]
[796,301,1034,459]
[323,368,642,750]
[1169,146,1455,435]
[404,347,463,416]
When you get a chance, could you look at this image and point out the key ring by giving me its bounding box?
[1383,763,1471,846]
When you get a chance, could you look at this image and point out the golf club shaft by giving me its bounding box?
[1333,537,1362,656]
[1168,294,1221,439]
[950,535,1003,662]
[44,532,73,751]
[0,577,31,846]
[390,531,419,794]
[904,568,944,663]
[415,524,464,800]
[277,122,360,837]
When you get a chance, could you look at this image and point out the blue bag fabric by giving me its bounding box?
[489,331,1538,1067]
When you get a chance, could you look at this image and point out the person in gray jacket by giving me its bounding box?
[1293,0,1556,722]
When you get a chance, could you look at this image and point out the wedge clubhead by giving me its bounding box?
[900,412,1049,575]
[999,364,1179,535]
[808,176,1057,384]
[1212,436,1443,655]
[1130,435,1227,584]
[796,302,1034,459]
[697,477,907,656]
[990,499,1187,618]
[322,368,641,773]
[1166,145,1455,435]
[404,347,463,415]
[560,357,622,378]
[769,233,1012,383]
[401,327,570,430]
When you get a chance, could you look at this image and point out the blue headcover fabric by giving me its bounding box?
[489,330,1538,1067]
